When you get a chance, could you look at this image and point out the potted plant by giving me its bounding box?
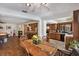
[69,40,79,49]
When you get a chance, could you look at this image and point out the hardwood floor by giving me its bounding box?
[0,37,27,56]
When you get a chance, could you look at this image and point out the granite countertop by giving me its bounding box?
[65,34,73,37]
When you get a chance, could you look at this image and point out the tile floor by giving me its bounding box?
[49,39,65,50]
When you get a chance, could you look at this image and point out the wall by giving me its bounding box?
[0,23,19,36]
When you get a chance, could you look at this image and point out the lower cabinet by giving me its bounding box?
[48,33,65,41]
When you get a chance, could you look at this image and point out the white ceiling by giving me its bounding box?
[0,3,79,23]
[0,15,27,24]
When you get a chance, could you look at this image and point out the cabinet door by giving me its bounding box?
[65,24,72,32]
[55,34,60,41]
[48,33,54,39]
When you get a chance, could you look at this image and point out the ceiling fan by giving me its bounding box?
[22,3,50,13]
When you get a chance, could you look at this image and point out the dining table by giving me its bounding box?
[20,39,57,56]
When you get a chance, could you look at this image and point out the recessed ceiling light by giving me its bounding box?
[22,10,28,13]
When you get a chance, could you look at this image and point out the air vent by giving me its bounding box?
[22,10,28,13]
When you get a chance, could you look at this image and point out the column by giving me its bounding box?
[38,20,43,38]
[38,20,47,39]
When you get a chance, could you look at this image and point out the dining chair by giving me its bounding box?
[25,48,30,56]
[20,35,28,41]
[42,35,49,42]
[48,49,59,56]
[56,49,72,56]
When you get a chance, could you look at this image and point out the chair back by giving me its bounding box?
[42,35,49,42]
[71,48,79,56]
[20,35,28,41]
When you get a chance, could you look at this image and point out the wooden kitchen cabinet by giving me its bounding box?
[48,33,55,39]
[55,33,61,40]
[47,22,72,41]
[24,23,38,39]
[48,33,61,41]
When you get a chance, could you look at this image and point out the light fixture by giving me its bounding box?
[25,3,47,6]
[22,3,49,13]
[25,3,31,7]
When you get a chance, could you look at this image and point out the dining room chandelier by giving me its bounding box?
[25,3,47,7]
[22,3,49,13]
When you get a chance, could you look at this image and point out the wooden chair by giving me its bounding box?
[54,49,72,56]
[42,35,49,42]
[20,36,28,41]
[49,49,58,56]
[25,48,30,56]
[55,48,79,56]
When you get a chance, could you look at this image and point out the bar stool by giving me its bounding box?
[0,38,4,47]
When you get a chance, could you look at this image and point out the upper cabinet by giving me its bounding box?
[57,22,72,33]
[47,24,57,33]
[24,23,38,39]
[47,22,72,34]
[29,23,38,32]
[24,23,38,34]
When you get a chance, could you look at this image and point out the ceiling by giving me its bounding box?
[0,3,79,23]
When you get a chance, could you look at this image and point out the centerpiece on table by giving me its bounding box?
[32,34,41,45]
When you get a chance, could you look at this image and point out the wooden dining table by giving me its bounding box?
[20,40,57,56]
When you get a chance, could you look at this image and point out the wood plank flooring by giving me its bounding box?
[0,37,27,56]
